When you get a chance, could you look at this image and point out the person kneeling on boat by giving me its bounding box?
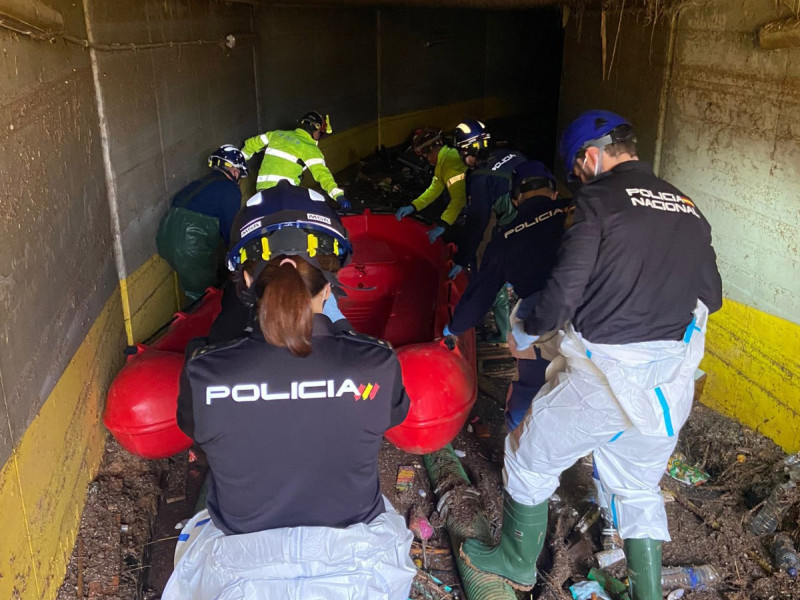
[442,161,571,432]
[164,183,415,600]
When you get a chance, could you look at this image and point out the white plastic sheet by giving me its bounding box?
[504,302,709,540]
[163,503,415,600]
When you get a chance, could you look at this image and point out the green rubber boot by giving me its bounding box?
[625,538,663,600]
[485,287,510,344]
[460,496,548,590]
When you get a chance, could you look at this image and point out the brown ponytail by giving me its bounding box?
[244,254,340,357]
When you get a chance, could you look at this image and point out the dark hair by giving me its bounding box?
[243,254,340,357]
[604,124,638,158]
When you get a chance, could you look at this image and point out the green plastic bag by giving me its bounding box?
[156,207,222,300]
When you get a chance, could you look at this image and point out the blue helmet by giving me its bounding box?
[454,119,491,157]
[227,181,352,273]
[512,160,557,198]
[209,144,248,178]
[559,110,632,179]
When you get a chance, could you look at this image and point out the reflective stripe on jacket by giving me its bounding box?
[241,128,344,198]
[411,146,468,226]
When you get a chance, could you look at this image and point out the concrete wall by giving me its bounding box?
[86,0,259,339]
[659,0,800,450]
[254,6,562,169]
[0,1,258,597]
[558,1,800,451]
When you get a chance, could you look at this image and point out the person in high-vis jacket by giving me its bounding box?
[240,111,351,210]
[164,183,414,600]
[395,128,468,244]
[461,111,723,600]
[450,118,527,343]
[156,145,247,301]
[443,161,570,432]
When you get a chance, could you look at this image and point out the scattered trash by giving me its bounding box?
[771,533,800,578]
[472,423,490,438]
[569,580,612,599]
[660,565,720,591]
[666,589,685,600]
[188,449,198,462]
[409,508,434,541]
[396,465,416,493]
[174,518,189,530]
[736,453,747,463]
[666,452,710,486]
[662,489,676,503]
[573,507,601,535]
[418,489,427,498]
[592,547,626,569]
[453,449,466,458]
[749,479,796,535]
[587,568,630,600]
[601,527,622,550]
[120,524,130,533]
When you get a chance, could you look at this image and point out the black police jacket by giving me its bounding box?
[524,161,722,344]
[177,314,410,535]
[449,195,571,336]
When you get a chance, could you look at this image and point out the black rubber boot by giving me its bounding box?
[625,538,663,600]
[460,495,548,590]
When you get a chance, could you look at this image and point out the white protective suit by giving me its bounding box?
[163,502,416,600]
[504,301,709,541]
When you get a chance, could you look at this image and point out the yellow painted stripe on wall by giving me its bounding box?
[125,253,180,343]
[319,96,523,174]
[701,298,800,452]
[0,290,126,600]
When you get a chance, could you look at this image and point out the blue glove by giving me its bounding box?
[322,294,346,323]
[511,321,539,351]
[447,264,462,280]
[427,225,445,244]
[396,205,415,221]
[337,196,351,211]
[443,324,453,337]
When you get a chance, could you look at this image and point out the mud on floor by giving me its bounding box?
[58,346,799,600]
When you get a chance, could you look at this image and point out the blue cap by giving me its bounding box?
[559,110,631,179]
[512,160,556,196]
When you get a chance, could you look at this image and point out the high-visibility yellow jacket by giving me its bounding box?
[411,146,468,226]
[241,128,345,199]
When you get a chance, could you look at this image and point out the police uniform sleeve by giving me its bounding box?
[390,359,411,428]
[176,360,196,439]
[524,193,601,335]
[698,228,723,313]
[450,239,506,335]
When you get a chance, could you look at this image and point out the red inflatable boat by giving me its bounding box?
[104,212,477,458]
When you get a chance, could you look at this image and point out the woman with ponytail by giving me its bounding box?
[168,183,414,600]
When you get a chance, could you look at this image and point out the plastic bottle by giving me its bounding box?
[660,565,720,591]
[771,533,800,578]
[749,480,796,535]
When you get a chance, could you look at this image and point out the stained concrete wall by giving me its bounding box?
[254,6,562,156]
[0,0,115,471]
[660,1,800,323]
[558,8,671,169]
[558,1,800,450]
[658,0,800,450]
[85,0,259,337]
[1,1,258,596]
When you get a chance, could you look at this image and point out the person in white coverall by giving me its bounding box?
[460,110,723,600]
